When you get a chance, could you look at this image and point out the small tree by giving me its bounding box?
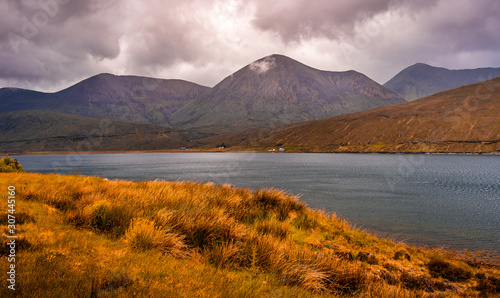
[0,155,24,173]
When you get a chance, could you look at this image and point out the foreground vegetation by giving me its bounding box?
[0,156,24,173]
[1,173,499,297]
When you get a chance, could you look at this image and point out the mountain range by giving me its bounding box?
[1,55,403,132]
[0,55,498,153]
[384,63,500,101]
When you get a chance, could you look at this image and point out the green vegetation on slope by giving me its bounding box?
[0,155,24,173]
[0,110,199,153]
[1,173,499,297]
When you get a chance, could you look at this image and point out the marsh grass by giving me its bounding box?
[1,172,499,297]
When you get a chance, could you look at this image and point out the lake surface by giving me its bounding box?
[14,153,500,252]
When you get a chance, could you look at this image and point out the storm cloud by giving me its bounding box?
[0,0,499,92]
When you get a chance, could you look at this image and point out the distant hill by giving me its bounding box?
[384,63,500,101]
[0,74,210,125]
[0,110,198,152]
[170,54,404,133]
[257,77,500,153]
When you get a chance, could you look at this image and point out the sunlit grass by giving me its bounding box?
[1,172,499,297]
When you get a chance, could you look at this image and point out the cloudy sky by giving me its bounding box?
[1,0,500,92]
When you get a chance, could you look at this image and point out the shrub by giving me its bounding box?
[0,155,24,173]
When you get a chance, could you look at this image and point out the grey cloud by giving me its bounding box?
[0,0,123,89]
[250,0,402,42]
[339,0,500,83]
[0,0,499,92]
[423,1,500,52]
[122,0,231,73]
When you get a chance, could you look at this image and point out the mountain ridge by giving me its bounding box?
[0,73,210,125]
[384,63,500,101]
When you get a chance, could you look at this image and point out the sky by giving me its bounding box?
[1,0,500,92]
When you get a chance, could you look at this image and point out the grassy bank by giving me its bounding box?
[1,173,499,297]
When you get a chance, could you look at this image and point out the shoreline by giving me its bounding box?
[3,149,500,156]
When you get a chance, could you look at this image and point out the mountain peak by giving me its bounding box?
[171,55,403,132]
[410,62,433,68]
[245,54,313,75]
[407,63,449,72]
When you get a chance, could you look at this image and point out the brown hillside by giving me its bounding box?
[259,77,500,153]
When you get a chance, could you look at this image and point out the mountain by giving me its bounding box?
[384,63,500,101]
[170,54,404,133]
[256,77,500,153]
[0,110,198,152]
[0,74,210,125]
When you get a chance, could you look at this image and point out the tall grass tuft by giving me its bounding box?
[251,189,306,220]
[204,240,242,268]
[256,217,290,239]
[125,218,186,256]
[155,207,248,249]
[84,200,130,236]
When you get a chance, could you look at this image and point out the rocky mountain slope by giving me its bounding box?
[257,77,500,153]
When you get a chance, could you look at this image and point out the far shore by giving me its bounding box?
[3,148,500,156]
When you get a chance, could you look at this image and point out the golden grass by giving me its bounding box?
[1,172,499,297]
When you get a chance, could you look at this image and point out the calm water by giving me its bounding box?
[14,153,500,252]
